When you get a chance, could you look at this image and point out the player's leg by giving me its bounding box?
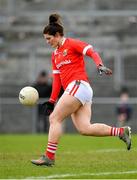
[71,103,131,149]
[48,93,81,142]
[31,93,82,166]
[71,103,112,136]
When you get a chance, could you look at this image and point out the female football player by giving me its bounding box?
[31,13,131,166]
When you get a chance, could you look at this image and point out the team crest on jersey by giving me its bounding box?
[63,49,68,56]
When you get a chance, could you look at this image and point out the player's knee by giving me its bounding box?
[78,128,88,135]
[49,113,55,125]
[49,112,61,125]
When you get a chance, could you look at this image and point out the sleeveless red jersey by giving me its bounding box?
[51,38,92,89]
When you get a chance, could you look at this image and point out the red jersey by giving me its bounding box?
[52,38,93,89]
[49,37,103,103]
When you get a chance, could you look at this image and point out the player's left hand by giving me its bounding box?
[98,65,112,75]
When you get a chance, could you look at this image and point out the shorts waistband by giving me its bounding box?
[76,80,90,87]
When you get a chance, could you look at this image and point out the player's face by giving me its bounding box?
[44,33,61,48]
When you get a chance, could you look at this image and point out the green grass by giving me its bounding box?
[0,134,137,179]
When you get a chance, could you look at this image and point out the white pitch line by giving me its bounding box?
[63,148,137,154]
[26,170,137,179]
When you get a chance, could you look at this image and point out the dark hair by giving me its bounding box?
[43,13,64,36]
[120,86,129,94]
[39,70,47,77]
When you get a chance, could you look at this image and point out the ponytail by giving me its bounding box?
[49,14,62,25]
[43,13,64,36]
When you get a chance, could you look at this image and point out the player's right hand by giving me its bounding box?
[41,101,54,116]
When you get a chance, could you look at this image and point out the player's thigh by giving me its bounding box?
[71,103,92,130]
[51,93,82,122]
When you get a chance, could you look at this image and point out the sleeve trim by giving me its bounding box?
[53,70,60,74]
[83,45,93,55]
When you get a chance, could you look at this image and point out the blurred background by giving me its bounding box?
[0,0,137,134]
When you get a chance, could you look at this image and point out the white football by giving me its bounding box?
[19,86,39,106]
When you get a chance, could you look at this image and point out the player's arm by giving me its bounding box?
[85,47,112,75]
[71,39,112,75]
[42,54,61,115]
[42,73,61,116]
[49,72,61,103]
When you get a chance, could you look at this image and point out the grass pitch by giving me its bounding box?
[0,134,137,179]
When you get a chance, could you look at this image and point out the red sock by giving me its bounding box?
[110,127,124,136]
[45,141,58,160]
